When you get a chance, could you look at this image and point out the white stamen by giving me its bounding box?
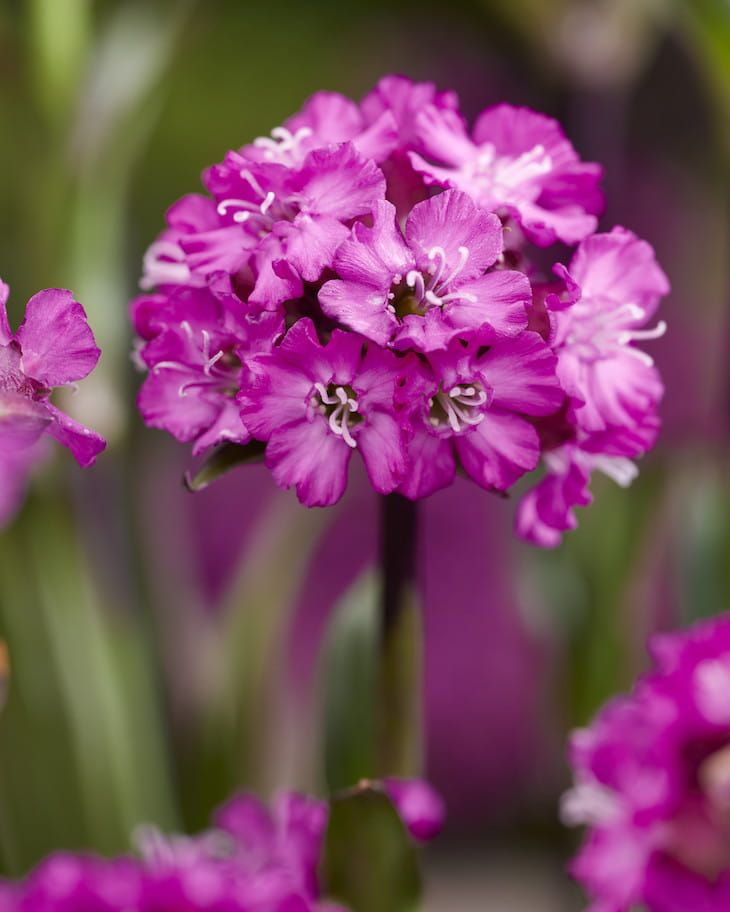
[618,320,667,345]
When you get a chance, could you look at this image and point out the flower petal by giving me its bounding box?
[455,409,539,491]
[16,289,100,386]
[266,418,351,507]
[405,190,503,279]
[45,403,106,467]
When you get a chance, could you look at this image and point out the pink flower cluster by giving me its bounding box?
[132,75,668,544]
[0,782,443,911]
[563,614,730,911]
[0,282,105,523]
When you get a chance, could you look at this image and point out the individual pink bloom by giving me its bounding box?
[515,411,660,548]
[410,103,603,245]
[244,90,398,166]
[238,319,410,507]
[563,613,730,912]
[134,286,283,455]
[319,190,531,351]
[550,227,670,433]
[203,142,386,294]
[383,778,446,842]
[0,282,105,522]
[398,333,562,499]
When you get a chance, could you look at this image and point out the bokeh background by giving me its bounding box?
[0,0,728,908]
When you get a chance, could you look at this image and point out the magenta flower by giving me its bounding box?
[550,227,669,434]
[563,614,730,912]
[319,190,531,351]
[238,319,409,507]
[410,103,603,245]
[131,74,667,545]
[0,282,105,523]
[133,285,283,455]
[398,333,562,499]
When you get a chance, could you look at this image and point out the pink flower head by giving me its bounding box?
[319,190,531,351]
[238,319,410,506]
[133,285,283,456]
[550,227,669,434]
[132,76,667,539]
[563,614,730,912]
[0,282,105,523]
[410,103,603,245]
[398,333,562,499]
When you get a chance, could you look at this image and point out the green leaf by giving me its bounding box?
[320,573,379,792]
[183,441,266,492]
[321,785,421,912]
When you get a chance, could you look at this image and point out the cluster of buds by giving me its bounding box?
[132,75,668,545]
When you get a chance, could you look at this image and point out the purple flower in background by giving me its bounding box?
[563,614,730,912]
[239,319,409,507]
[319,190,530,351]
[0,282,105,524]
[0,784,442,910]
[410,103,603,245]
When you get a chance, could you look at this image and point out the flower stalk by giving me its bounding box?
[377,493,423,778]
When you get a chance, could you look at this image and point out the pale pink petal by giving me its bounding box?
[413,105,475,166]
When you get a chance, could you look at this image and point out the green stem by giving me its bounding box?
[377,494,423,778]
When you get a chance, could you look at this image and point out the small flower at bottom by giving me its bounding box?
[563,613,730,912]
[238,319,410,506]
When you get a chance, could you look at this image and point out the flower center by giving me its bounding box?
[387,246,476,320]
[217,169,298,232]
[428,382,487,434]
[565,299,667,367]
[152,322,241,399]
[311,382,360,448]
[251,125,314,164]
